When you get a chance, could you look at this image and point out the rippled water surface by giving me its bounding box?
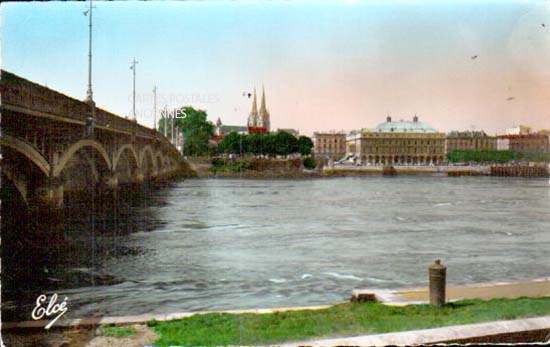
[8,177,550,319]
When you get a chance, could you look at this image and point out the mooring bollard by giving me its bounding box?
[429,259,446,307]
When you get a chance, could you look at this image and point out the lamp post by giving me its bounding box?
[153,86,157,131]
[85,0,94,104]
[171,108,175,146]
[84,0,96,137]
[163,105,168,137]
[130,58,138,122]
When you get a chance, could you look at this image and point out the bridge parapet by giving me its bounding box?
[1,70,162,141]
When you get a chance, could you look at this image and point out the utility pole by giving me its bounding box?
[130,58,138,121]
[153,86,157,131]
[85,0,94,104]
[163,105,168,137]
[84,0,96,137]
[171,108,175,145]
[181,127,185,155]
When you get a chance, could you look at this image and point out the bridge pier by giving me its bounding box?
[33,178,64,209]
[29,179,65,230]
[133,171,145,184]
[104,173,118,190]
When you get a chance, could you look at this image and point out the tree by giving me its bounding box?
[297,136,314,156]
[303,157,317,169]
[273,131,298,156]
[247,133,266,155]
[177,106,214,157]
[216,131,305,157]
[218,132,243,154]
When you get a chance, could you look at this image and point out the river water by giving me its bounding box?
[4,177,550,320]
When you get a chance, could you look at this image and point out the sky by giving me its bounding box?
[2,0,550,136]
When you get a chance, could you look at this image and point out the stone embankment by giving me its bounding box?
[186,158,550,179]
[490,165,549,177]
[189,157,322,179]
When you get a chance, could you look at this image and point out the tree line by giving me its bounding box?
[447,150,550,163]
[158,106,313,157]
[217,132,313,156]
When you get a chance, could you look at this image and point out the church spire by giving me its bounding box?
[258,85,270,132]
[252,88,258,115]
[248,88,258,127]
[260,85,267,115]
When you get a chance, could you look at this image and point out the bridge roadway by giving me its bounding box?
[0,70,193,210]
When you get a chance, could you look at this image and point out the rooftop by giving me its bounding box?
[448,130,491,137]
[374,116,437,133]
[217,125,248,133]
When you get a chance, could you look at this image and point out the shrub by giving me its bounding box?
[303,157,317,170]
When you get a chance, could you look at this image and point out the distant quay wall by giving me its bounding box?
[490,165,549,178]
[186,158,549,179]
[325,164,549,178]
[323,165,491,177]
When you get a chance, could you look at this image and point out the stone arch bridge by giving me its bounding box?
[1,70,193,210]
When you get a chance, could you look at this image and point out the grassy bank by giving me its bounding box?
[149,297,550,346]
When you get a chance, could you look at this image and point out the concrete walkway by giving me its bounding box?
[284,315,550,346]
[352,278,550,305]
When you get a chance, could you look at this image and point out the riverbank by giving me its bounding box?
[352,278,550,305]
[148,297,550,346]
[6,297,550,347]
[199,165,494,179]
[190,158,491,178]
[5,279,550,346]
[189,157,548,178]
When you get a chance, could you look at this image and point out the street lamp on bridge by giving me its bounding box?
[130,58,139,122]
[153,85,157,131]
[84,0,96,137]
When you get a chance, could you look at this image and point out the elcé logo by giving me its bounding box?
[161,109,187,119]
[31,294,68,329]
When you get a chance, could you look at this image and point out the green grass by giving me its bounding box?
[99,325,137,338]
[149,297,550,346]
[209,159,252,173]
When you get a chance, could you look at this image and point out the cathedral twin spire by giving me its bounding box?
[247,86,270,132]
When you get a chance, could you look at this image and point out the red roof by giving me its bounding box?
[248,126,268,134]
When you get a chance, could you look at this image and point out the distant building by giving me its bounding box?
[247,86,270,134]
[346,130,362,155]
[312,132,346,160]
[277,128,299,137]
[497,137,510,151]
[446,131,497,152]
[212,117,248,142]
[506,125,532,135]
[348,116,446,165]
[497,134,549,153]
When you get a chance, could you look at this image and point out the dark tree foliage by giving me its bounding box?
[159,106,214,156]
[447,150,550,163]
[217,131,311,157]
[297,136,314,156]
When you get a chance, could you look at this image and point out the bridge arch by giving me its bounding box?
[53,139,112,178]
[113,144,139,172]
[155,152,165,174]
[139,145,157,177]
[0,134,50,177]
[1,162,29,206]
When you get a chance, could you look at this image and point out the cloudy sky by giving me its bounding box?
[2,0,550,135]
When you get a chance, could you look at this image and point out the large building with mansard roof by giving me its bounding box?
[346,115,446,165]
